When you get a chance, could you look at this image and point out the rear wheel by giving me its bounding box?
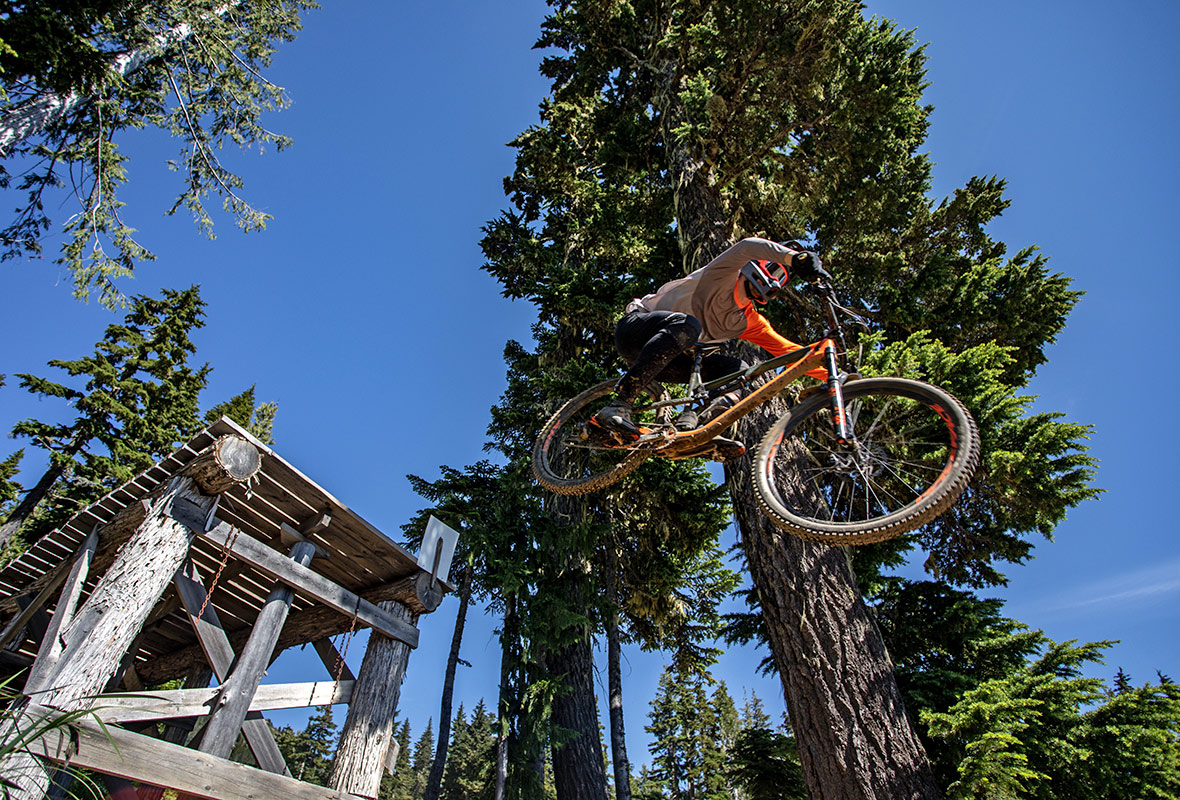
[753,377,979,544]
[532,381,669,495]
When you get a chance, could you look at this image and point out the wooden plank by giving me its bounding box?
[25,703,367,800]
[198,541,315,763]
[172,559,290,776]
[92,681,355,723]
[173,562,237,677]
[26,529,100,693]
[312,637,356,683]
[193,521,419,648]
[0,551,75,650]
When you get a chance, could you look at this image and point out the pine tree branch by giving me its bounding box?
[0,2,241,156]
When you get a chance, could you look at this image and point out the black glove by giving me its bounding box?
[790,250,831,283]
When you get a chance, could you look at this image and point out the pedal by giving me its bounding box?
[585,418,653,448]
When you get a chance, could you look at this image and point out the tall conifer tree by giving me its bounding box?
[483,1,1097,797]
[0,285,209,549]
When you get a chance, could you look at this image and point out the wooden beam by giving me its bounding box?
[172,558,290,776]
[312,638,356,683]
[24,703,368,800]
[174,561,238,678]
[198,541,315,763]
[137,572,440,685]
[91,681,355,723]
[191,520,419,648]
[26,528,101,692]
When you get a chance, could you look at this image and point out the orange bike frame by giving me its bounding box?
[658,336,850,456]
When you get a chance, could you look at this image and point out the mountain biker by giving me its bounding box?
[593,237,832,456]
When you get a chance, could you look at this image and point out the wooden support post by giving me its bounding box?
[198,539,316,763]
[0,436,261,800]
[329,600,418,799]
[25,528,99,693]
[173,558,290,775]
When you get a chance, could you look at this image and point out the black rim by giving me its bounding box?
[764,385,959,529]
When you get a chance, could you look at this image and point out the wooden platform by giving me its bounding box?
[0,417,437,685]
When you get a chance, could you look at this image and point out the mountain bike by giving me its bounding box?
[531,282,981,545]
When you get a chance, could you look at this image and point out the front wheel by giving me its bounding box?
[533,380,659,495]
[753,377,980,545]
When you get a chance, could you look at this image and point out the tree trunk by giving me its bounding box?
[423,566,474,800]
[494,594,515,800]
[603,545,632,800]
[330,600,418,798]
[605,607,632,800]
[546,628,608,800]
[651,57,733,278]
[727,399,942,800]
[655,43,943,789]
[0,441,80,552]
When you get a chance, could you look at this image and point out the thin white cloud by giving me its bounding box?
[1042,560,1180,614]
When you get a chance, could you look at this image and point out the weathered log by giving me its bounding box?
[329,601,418,799]
[386,572,444,615]
[198,540,314,767]
[0,435,261,619]
[183,434,263,495]
[137,569,443,684]
[0,436,261,800]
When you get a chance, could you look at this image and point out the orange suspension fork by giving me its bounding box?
[824,342,850,443]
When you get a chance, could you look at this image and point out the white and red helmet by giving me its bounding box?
[740,259,788,303]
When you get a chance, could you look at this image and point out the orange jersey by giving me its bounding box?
[738,290,829,381]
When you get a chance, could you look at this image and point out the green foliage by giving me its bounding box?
[0,449,22,514]
[204,384,279,444]
[411,718,436,799]
[0,0,317,306]
[272,705,338,786]
[726,727,807,800]
[377,719,415,800]
[3,285,209,545]
[440,701,496,800]
[644,665,804,799]
[924,640,1180,800]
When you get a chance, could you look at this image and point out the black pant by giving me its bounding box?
[613,310,743,402]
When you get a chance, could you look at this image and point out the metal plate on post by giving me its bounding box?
[417,516,459,585]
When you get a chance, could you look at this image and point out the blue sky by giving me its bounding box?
[1,0,1178,772]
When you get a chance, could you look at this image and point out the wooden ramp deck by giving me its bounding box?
[0,417,450,799]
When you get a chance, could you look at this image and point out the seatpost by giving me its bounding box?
[688,348,705,394]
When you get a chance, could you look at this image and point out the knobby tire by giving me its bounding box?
[532,380,652,495]
[752,377,980,545]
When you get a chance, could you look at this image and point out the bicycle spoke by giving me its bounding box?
[768,386,960,527]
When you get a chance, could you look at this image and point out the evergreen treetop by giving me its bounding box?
[0,0,317,305]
